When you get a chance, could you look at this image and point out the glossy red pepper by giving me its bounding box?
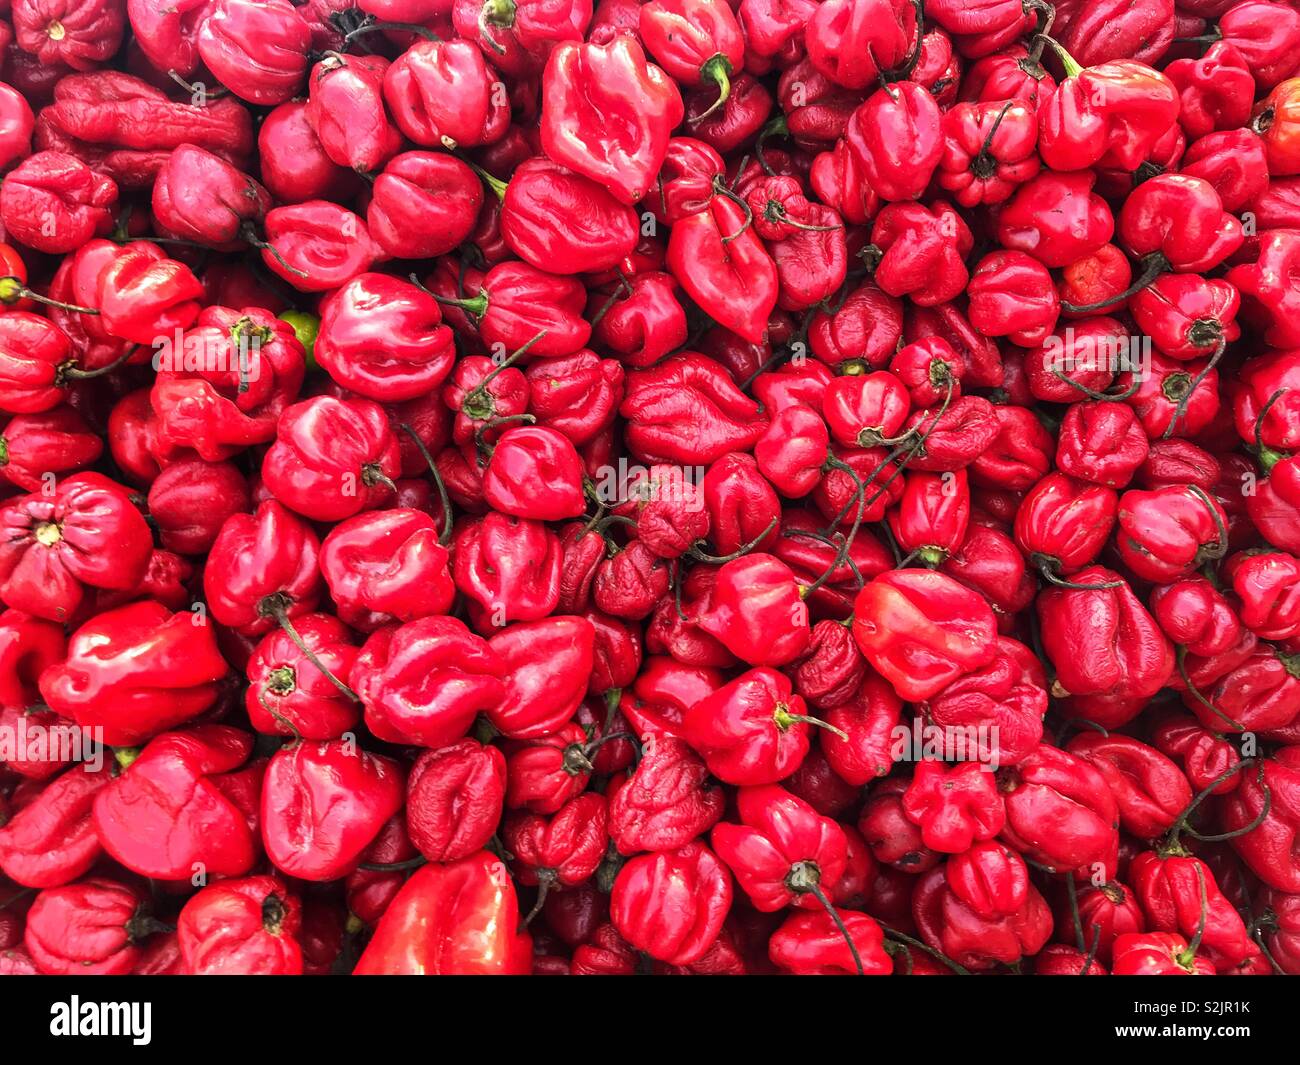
[261,739,405,882]
[355,851,532,974]
[177,875,303,975]
[39,600,230,745]
[852,569,997,700]
[93,725,258,881]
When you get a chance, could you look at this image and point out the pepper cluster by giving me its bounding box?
[1,0,1300,979]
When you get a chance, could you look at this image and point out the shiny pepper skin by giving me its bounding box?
[682,667,821,785]
[902,760,1005,853]
[93,726,258,882]
[352,615,504,748]
[177,876,303,976]
[39,600,231,746]
[261,396,401,523]
[852,569,998,701]
[0,471,151,622]
[319,509,454,632]
[354,852,532,975]
[260,739,405,882]
[610,841,732,964]
[541,36,683,205]
[315,273,454,403]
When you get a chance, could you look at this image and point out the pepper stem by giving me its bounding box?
[399,422,455,546]
[694,55,733,122]
[0,275,100,315]
[258,593,360,703]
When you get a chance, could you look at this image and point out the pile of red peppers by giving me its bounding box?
[0,0,1299,980]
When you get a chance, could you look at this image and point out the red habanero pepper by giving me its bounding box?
[453,0,590,80]
[354,852,532,974]
[1114,484,1229,585]
[1054,402,1148,488]
[501,157,638,275]
[245,614,361,741]
[23,879,154,976]
[151,306,307,462]
[262,396,401,523]
[540,37,683,205]
[1129,853,1258,973]
[145,460,248,557]
[1036,45,1180,173]
[246,116,337,207]
[487,615,595,737]
[39,599,230,746]
[901,759,1005,853]
[261,739,405,882]
[1013,472,1117,583]
[966,250,1059,347]
[681,666,833,785]
[505,792,608,922]
[610,841,732,965]
[352,616,504,748]
[769,909,892,975]
[152,144,271,249]
[406,740,508,863]
[667,193,778,345]
[320,509,454,632]
[483,425,587,521]
[197,0,311,106]
[0,763,110,888]
[0,608,66,722]
[306,52,400,173]
[1066,735,1192,840]
[998,743,1120,876]
[925,636,1047,766]
[937,99,1039,207]
[996,170,1114,270]
[0,472,152,623]
[204,500,323,637]
[1111,931,1215,975]
[0,150,116,254]
[607,734,725,854]
[695,554,811,667]
[453,512,563,628]
[316,273,453,403]
[92,725,258,882]
[1229,550,1300,642]
[946,840,1030,919]
[383,38,511,150]
[177,875,303,975]
[869,201,973,305]
[638,0,743,120]
[1254,77,1300,175]
[846,81,943,203]
[127,0,208,80]
[1227,230,1300,349]
[804,0,919,91]
[1165,41,1255,139]
[620,352,768,464]
[13,0,124,71]
[852,569,998,701]
[1038,567,1174,721]
[912,863,1052,972]
[260,201,383,293]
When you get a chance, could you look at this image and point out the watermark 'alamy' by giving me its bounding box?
[1041,327,1151,379]
[0,716,103,772]
[152,326,264,384]
[50,998,151,1046]
[590,458,706,509]
[890,717,1003,772]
